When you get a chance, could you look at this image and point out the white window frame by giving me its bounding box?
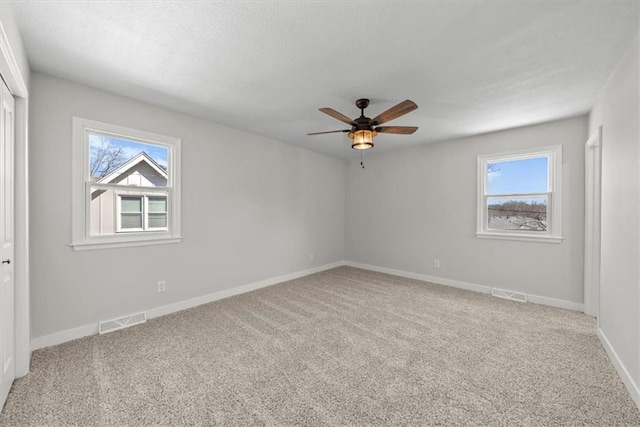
[72,117,182,250]
[117,194,144,233]
[145,194,169,232]
[476,145,563,243]
[116,193,169,233]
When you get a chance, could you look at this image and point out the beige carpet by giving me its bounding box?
[1,266,639,426]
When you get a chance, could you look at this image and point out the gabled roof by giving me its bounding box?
[98,151,167,184]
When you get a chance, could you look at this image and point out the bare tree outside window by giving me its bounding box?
[90,137,127,181]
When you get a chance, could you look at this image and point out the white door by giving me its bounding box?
[0,80,15,409]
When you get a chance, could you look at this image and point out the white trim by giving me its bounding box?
[0,25,27,98]
[31,261,346,350]
[477,145,563,242]
[526,293,584,312]
[347,261,489,294]
[597,328,640,410]
[145,195,168,231]
[70,236,182,251]
[345,261,583,312]
[0,20,30,378]
[31,323,99,351]
[586,127,602,148]
[584,126,602,317]
[72,117,181,250]
[475,232,563,244]
[116,194,144,232]
[146,261,345,318]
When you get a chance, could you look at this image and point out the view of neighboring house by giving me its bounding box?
[90,152,168,236]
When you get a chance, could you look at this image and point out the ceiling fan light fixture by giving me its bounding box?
[309,99,418,152]
[349,129,376,150]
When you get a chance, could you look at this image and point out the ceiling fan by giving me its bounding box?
[308,98,418,150]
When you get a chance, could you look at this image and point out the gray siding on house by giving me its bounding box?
[90,160,167,235]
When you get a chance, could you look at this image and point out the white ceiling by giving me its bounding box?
[11,1,639,160]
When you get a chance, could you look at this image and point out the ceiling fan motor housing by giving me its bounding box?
[349,99,376,149]
[355,98,370,110]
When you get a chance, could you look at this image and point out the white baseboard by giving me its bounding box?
[146,261,345,319]
[597,328,640,410]
[526,293,584,312]
[346,261,491,294]
[345,261,584,312]
[31,261,345,351]
[31,323,99,351]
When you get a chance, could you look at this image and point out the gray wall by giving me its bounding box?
[589,35,640,391]
[29,72,346,338]
[346,116,587,304]
[28,72,590,340]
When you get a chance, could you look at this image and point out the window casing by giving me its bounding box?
[477,146,562,243]
[72,117,182,250]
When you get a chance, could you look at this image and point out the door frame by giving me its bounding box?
[584,126,602,318]
[0,23,30,377]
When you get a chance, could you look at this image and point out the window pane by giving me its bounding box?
[487,196,547,232]
[88,133,168,187]
[487,156,548,195]
[121,213,143,229]
[121,196,142,213]
[148,196,167,212]
[148,213,167,228]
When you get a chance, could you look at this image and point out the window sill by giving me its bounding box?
[71,235,183,251]
[476,232,563,244]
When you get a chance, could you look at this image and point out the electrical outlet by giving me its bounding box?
[433,260,440,268]
[309,252,315,261]
[157,280,166,293]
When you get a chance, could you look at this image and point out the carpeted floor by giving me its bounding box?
[1,266,639,426]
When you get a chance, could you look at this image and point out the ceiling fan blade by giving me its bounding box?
[372,100,418,125]
[307,130,350,136]
[375,126,418,135]
[319,108,356,125]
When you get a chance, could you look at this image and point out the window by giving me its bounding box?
[477,146,562,243]
[117,195,167,232]
[72,117,182,250]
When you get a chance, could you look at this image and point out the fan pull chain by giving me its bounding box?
[360,150,365,169]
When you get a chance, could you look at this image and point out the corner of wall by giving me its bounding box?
[598,328,640,410]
